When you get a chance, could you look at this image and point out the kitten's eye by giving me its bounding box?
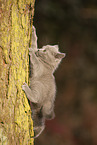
[43,49,46,52]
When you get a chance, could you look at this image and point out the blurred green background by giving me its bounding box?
[34,0,97,145]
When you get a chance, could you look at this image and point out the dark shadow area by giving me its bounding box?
[34,0,97,144]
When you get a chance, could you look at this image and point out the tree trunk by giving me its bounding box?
[0,0,35,144]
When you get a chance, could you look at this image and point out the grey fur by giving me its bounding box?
[22,26,66,138]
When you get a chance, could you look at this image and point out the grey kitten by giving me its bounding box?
[22,26,66,138]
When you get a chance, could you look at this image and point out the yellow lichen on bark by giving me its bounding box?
[0,0,35,144]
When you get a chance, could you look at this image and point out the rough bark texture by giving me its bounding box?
[0,0,35,144]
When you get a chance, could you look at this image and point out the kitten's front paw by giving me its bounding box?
[29,48,33,55]
[29,48,33,51]
[22,82,27,91]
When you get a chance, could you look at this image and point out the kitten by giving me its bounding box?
[22,26,66,138]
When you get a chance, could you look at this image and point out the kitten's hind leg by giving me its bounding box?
[33,125,45,138]
[45,111,55,120]
[22,83,39,103]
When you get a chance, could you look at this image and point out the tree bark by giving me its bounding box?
[0,0,35,144]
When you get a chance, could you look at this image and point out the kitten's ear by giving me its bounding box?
[55,53,66,59]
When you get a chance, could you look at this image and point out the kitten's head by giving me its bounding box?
[35,45,66,71]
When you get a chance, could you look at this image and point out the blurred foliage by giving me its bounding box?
[34,0,97,145]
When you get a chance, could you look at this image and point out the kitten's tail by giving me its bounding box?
[33,125,45,138]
